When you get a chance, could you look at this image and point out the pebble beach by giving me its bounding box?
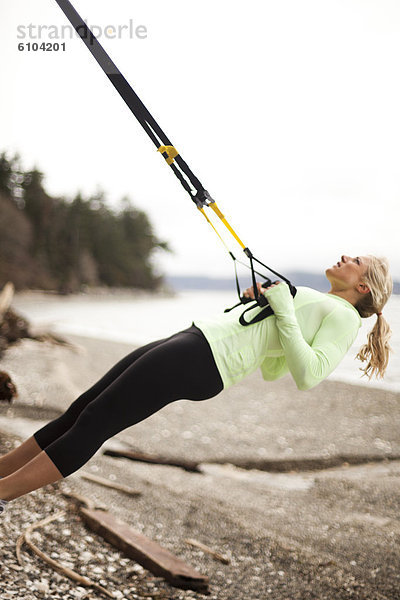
[1,330,400,599]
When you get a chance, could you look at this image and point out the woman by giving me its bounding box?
[0,254,393,512]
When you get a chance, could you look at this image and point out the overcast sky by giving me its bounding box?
[1,0,400,281]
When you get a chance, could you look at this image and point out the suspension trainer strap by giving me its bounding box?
[54,1,250,245]
[54,0,297,325]
[53,0,204,202]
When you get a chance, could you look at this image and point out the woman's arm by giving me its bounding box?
[262,283,360,391]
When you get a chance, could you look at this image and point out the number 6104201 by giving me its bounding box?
[18,42,66,51]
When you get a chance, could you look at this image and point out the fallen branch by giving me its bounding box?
[60,489,101,511]
[16,510,115,599]
[15,531,25,566]
[184,538,230,564]
[80,471,142,497]
[103,448,201,473]
[31,331,76,349]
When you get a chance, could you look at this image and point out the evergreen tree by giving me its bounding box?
[0,151,170,292]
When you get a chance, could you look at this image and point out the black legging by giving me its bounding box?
[33,325,223,477]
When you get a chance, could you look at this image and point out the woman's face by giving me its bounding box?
[325,255,370,290]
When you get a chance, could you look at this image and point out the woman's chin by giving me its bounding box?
[325,266,337,284]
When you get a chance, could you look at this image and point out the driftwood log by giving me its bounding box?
[0,371,17,402]
[0,282,14,318]
[80,508,210,593]
[0,282,71,402]
[0,281,33,357]
[0,282,30,402]
[0,281,71,354]
[103,448,201,473]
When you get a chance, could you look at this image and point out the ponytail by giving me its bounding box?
[355,256,393,380]
[355,313,392,379]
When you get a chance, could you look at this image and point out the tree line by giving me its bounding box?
[0,152,170,293]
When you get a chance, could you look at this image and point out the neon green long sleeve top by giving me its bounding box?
[193,283,362,391]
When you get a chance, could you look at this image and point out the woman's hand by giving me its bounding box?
[243,281,281,299]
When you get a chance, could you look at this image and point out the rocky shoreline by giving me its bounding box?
[1,333,400,599]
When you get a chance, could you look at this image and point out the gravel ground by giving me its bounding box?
[0,474,205,599]
[1,334,400,599]
[2,427,400,600]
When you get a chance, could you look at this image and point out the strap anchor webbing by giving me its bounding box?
[209,202,246,250]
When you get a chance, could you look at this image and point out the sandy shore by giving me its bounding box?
[1,333,400,599]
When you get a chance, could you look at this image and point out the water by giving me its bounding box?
[12,289,400,393]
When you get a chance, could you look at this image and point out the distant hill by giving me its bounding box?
[166,272,400,294]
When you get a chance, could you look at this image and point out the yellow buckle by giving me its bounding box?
[158,145,179,165]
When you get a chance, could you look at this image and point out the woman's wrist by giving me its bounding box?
[262,281,295,317]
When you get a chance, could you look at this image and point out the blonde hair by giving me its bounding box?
[355,255,393,379]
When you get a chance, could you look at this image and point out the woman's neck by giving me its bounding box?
[327,288,359,307]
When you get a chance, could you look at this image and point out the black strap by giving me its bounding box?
[239,302,274,326]
[224,249,297,326]
[54,0,297,327]
[54,0,207,205]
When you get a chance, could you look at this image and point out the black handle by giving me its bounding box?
[238,283,297,326]
[224,279,273,313]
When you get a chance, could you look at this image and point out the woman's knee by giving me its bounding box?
[43,410,112,477]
